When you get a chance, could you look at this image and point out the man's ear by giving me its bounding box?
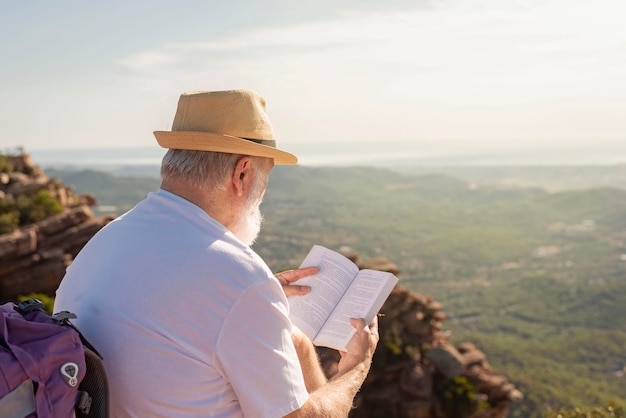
[231,156,253,197]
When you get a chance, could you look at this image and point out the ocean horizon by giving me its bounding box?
[12,138,626,171]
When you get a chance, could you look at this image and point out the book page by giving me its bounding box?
[288,245,359,340]
[314,270,398,351]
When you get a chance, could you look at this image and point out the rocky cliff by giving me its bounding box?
[0,152,114,301]
[0,151,522,417]
[328,253,523,417]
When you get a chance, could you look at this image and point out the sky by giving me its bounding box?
[1,0,625,164]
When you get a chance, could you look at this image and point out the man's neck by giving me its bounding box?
[160,179,240,231]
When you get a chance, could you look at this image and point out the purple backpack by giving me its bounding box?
[0,298,107,418]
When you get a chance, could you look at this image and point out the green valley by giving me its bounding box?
[51,164,626,417]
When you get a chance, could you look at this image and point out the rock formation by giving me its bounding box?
[0,152,114,301]
[317,253,524,418]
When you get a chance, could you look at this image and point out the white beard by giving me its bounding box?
[231,197,263,246]
[231,160,270,246]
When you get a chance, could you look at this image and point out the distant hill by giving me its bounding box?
[391,164,626,192]
[45,168,161,215]
[43,160,626,192]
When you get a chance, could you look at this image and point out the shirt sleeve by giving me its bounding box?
[215,278,309,418]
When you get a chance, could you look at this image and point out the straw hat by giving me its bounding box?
[154,89,297,164]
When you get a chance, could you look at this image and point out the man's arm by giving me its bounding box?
[276,267,379,417]
[292,326,328,392]
[285,317,378,418]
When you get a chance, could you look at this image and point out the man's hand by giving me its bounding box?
[284,316,379,418]
[337,316,379,375]
[275,267,317,297]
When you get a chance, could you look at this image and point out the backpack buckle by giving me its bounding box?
[50,311,78,324]
[16,298,45,315]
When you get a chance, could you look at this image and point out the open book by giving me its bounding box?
[288,245,399,351]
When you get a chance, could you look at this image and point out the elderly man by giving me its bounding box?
[54,90,378,417]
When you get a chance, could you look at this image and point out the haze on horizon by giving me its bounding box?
[1,0,625,164]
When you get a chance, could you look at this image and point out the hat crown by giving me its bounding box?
[153,88,297,164]
[172,90,275,141]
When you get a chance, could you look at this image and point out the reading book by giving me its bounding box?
[288,245,399,351]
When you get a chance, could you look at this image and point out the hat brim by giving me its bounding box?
[153,131,298,165]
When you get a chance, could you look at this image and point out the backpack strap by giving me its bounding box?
[51,311,103,359]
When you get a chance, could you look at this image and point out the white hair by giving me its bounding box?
[160,149,271,191]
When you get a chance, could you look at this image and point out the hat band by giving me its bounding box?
[242,137,276,148]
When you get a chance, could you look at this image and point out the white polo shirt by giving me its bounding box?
[54,189,309,417]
